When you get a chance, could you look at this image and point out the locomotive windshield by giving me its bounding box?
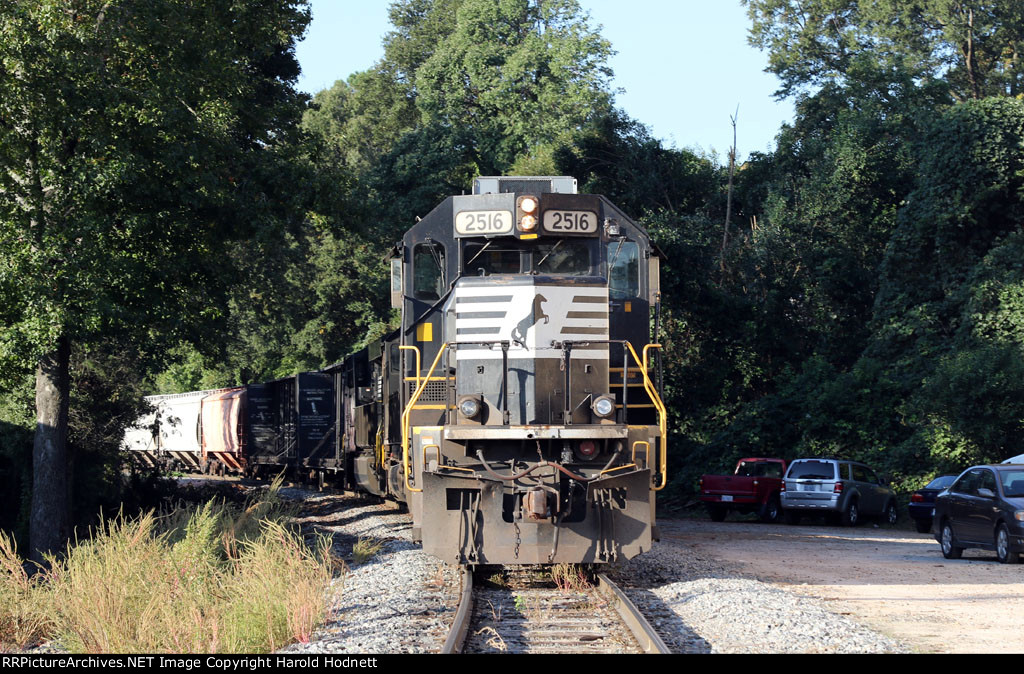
[463,242,520,275]
[608,240,640,299]
[532,240,590,275]
[462,238,594,276]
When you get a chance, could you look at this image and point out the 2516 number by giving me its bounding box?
[544,210,597,233]
[455,210,513,235]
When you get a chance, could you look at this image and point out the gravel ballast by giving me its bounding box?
[611,544,908,654]
[283,490,908,654]
[279,489,460,654]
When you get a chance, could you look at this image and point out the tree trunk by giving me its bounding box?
[29,335,71,565]
[721,106,739,273]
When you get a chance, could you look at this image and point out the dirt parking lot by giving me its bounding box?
[658,517,1024,654]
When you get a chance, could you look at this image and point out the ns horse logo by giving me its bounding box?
[511,294,549,347]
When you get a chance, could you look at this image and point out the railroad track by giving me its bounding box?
[441,566,670,654]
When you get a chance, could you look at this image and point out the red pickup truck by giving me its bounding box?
[699,458,787,523]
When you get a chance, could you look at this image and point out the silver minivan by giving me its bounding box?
[780,458,898,527]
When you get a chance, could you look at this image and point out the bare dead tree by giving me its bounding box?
[721,105,739,273]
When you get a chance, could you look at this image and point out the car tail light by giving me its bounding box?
[698,477,704,491]
[910,493,924,503]
[834,482,844,494]
[780,481,786,492]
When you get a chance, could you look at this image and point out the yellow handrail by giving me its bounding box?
[600,463,638,476]
[426,444,476,475]
[375,424,384,469]
[399,345,422,389]
[401,343,450,494]
[631,440,650,467]
[625,342,668,490]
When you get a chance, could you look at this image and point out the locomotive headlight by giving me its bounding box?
[592,395,615,418]
[458,396,482,419]
[518,196,539,232]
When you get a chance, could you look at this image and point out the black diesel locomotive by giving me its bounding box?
[126,176,668,565]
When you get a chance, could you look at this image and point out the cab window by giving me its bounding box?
[463,242,521,276]
[413,243,445,301]
[532,240,591,275]
[609,240,639,299]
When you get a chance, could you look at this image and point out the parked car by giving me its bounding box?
[699,458,787,523]
[780,458,898,527]
[933,464,1024,564]
[908,475,958,533]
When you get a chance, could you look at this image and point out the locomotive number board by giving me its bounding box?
[542,210,598,234]
[455,210,514,235]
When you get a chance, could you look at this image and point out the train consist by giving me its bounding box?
[125,176,668,565]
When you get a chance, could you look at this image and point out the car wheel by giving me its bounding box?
[940,521,963,560]
[883,501,898,527]
[914,518,932,534]
[784,510,801,525]
[841,499,859,527]
[706,504,727,522]
[996,524,1020,564]
[759,496,781,523]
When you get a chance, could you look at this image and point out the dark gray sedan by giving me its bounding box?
[933,465,1024,564]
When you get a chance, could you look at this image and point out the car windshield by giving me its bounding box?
[999,470,1024,498]
[787,461,835,479]
[924,475,956,490]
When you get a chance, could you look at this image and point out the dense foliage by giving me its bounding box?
[0,0,313,557]
[5,0,1024,552]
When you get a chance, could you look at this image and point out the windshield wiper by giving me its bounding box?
[608,237,626,270]
[465,241,493,269]
[533,239,564,273]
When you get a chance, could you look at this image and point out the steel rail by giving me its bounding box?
[596,573,672,654]
[440,566,474,654]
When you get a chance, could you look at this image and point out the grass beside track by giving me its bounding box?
[0,478,337,653]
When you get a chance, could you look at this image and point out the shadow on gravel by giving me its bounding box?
[626,588,712,654]
[312,509,409,532]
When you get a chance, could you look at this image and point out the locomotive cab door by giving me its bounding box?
[607,237,648,352]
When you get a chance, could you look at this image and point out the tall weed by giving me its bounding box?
[2,483,335,654]
[0,532,51,652]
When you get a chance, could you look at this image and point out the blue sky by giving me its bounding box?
[295,1,794,162]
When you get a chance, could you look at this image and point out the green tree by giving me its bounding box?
[414,0,614,173]
[744,0,1024,101]
[555,110,720,217]
[0,0,311,561]
[306,0,615,177]
[865,98,1024,469]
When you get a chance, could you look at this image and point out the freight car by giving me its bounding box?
[125,388,245,474]
[125,176,668,565]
